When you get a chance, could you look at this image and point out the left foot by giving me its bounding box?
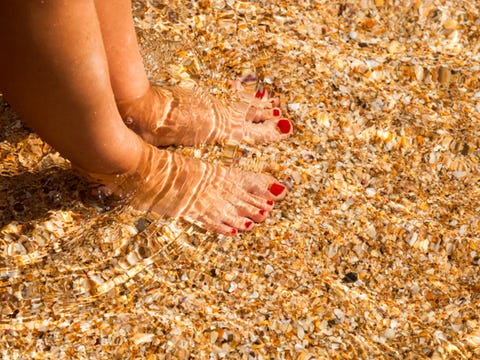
[85,141,288,235]
[117,84,293,147]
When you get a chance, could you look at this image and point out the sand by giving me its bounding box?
[1,0,479,358]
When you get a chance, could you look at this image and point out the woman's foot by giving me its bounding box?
[88,141,288,235]
[117,84,293,147]
[92,0,292,146]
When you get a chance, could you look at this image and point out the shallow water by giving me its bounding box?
[2,0,480,358]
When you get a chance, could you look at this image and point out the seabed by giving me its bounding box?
[1,1,479,358]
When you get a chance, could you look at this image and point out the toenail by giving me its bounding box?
[273,109,281,117]
[230,228,237,236]
[259,209,266,216]
[245,221,253,228]
[269,183,285,196]
[255,87,266,99]
[267,200,274,206]
[277,119,291,134]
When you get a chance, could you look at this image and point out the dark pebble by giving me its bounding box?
[343,272,358,283]
[135,217,151,232]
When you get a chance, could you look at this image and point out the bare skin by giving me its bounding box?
[94,0,293,146]
[0,0,139,175]
[0,0,289,235]
[116,85,293,146]
[90,143,286,235]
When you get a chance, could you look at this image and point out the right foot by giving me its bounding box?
[87,141,287,235]
[117,84,293,147]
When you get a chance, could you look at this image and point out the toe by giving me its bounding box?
[246,181,287,201]
[243,191,277,211]
[201,215,238,236]
[224,175,279,208]
[250,90,278,109]
[234,172,288,201]
[236,83,277,107]
[246,107,282,123]
[244,118,293,144]
[221,211,256,232]
[267,183,287,199]
[234,199,270,223]
[269,97,281,107]
[257,181,287,201]
[254,86,268,100]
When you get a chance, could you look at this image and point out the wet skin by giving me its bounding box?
[0,0,290,235]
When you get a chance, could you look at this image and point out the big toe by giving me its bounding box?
[234,171,288,201]
[244,118,293,144]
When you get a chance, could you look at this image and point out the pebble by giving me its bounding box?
[365,187,376,197]
[265,264,275,275]
[287,102,301,112]
[384,328,396,340]
[343,272,358,283]
[2,1,479,359]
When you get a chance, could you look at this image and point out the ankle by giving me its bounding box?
[73,129,144,177]
[117,85,174,139]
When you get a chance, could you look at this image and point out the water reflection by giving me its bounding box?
[1,203,220,331]
[0,6,276,346]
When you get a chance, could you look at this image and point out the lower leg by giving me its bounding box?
[93,0,150,102]
[0,1,287,235]
[0,0,142,174]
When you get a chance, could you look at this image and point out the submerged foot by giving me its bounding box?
[117,84,293,147]
[88,141,287,235]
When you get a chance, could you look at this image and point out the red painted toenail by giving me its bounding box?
[255,87,266,99]
[259,209,266,216]
[267,200,274,206]
[269,184,285,196]
[230,228,237,236]
[245,221,253,228]
[273,109,281,117]
[277,119,291,134]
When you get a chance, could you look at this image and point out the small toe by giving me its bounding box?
[254,87,268,100]
[242,85,278,106]
[245,192,278,210]
[229,182,278,209]
[269,97,281,107]
[246,107,282,123]
[235,200,269,223]
[222,213,255,232]
[250,91,278,109]
[201,216,237,235]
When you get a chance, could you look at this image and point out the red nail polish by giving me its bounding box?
[245,221,253,228]
[255,87,266,99]
[273,109,281,117]
[259,209,266,216]
[277,119,291,134]
[269,183,285,196]
[230,228,237,236]
[270,99,276,104]
[267,200,274,206]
